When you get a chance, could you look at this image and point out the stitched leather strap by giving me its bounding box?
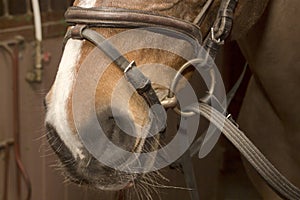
[191,103,300,200]
[65,6,202,43]
[203,0,238,59]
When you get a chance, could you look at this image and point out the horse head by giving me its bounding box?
[44,0,256,192]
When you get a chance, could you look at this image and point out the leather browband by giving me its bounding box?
[65,6,202,43]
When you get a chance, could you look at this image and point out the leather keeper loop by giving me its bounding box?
[71,24,87,39]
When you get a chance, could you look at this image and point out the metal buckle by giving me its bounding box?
[226,113,239,128]
[211,27,224,45]
[124,60,135,73]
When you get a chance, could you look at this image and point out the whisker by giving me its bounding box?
[133,179,142,200]
[140,179,192,191]
[34,132,50,141]
[138,181,153,200]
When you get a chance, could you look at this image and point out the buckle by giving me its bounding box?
[226,113,239,128]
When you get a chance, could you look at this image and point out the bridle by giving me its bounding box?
[63,0,300,199]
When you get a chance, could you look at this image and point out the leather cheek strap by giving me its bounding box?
[64,25,166,132]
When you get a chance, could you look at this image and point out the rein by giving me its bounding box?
[63,0,300,199]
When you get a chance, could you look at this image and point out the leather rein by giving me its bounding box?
[63,1,300,199]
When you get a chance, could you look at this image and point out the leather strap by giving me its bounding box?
[204,0,238,59]
[64,24,166,133]
[189,63,247,157]
[190,103,300,200]
[65,6,202,43]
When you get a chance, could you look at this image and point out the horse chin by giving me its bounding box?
[64,167,136,191]
[45,123,137,191]
[94,181,134,191]
[66,155,137,191]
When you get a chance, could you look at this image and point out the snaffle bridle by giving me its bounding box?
[63,0,300,199]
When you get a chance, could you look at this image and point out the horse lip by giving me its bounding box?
[45,123,92,185]
[94,179,135,191]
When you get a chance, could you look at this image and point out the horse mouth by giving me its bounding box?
[45,123,138,191]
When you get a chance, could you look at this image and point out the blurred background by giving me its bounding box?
[0,0,260,199]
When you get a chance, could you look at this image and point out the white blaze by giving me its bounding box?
[45,0,97,159]
[77,0,97,8]
[46,39,84,159]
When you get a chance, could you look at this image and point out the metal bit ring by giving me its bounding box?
[166,57,216,117]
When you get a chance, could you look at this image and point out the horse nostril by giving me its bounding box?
[100,115,143,152]
[106,116,135,139]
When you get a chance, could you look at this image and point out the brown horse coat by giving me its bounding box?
[235,0,300,198]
